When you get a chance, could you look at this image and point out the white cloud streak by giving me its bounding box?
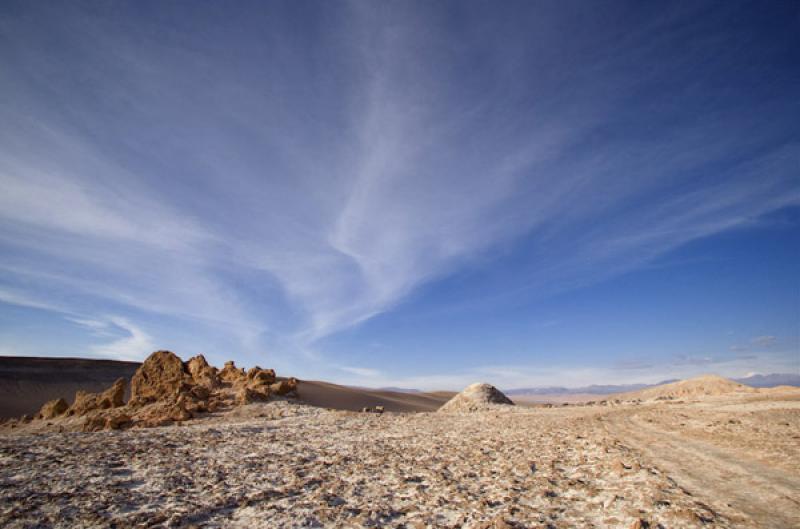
[340,366,383,378]
[87,317,155,362]
[0,3,796,377]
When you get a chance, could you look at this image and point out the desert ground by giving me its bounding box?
[1,356,798,529]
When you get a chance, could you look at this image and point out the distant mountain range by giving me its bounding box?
[503,380,678,396]
[732,373,800,388]
[503,373,800,396]
[370,373,800,397]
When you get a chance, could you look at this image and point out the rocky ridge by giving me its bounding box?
[3,350,297,432]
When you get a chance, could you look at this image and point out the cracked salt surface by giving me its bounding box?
[0,400,758,528]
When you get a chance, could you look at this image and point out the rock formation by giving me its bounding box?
[247,366,276,387]
[186,354,220,389]
[438,383,514,413]
[12,350,295,431]
[36,398,68,420]
[130,350,193,405]
[82,411,132,432]
[219,360,246,384]
[271,377,298,396]
[67,378,126,416]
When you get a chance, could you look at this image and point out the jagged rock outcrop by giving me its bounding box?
[67,378,126,416]
[103,378,127,407]
[128,352,230,423]
[236,386,269,405]
[247,366,276,387]
[68,390,97,416]
[16,350,296,431]
[36,398,68,420]
[271,377,298,396]
[187,354,220,388]
[438,383,514,413]
[219,360,246,384]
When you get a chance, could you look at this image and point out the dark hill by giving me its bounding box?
[0,356,140,418]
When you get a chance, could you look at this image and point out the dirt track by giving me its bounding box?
[603,397,800,529]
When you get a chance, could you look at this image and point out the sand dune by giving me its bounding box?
[297,380,453,412]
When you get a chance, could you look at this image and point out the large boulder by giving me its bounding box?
[438,383,514,413]
[130,350,192,405]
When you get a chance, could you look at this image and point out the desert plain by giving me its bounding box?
[1,355,798,529]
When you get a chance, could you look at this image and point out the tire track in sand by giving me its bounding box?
[605,410,800,529]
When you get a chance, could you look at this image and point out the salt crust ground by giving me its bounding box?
[1,396,798,529]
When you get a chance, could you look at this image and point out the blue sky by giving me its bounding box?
[0,1,798,389]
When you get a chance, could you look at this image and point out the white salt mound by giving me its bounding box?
[438,383,514,413]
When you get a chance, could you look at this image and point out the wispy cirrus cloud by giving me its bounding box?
[0,2,797,378]
[340,366,383,378]
[85,317,155,362]
[64,317,111,335]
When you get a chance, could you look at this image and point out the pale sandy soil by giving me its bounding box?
[3,391,797,528]
[601,393,800,529]
[511,393,602,405]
